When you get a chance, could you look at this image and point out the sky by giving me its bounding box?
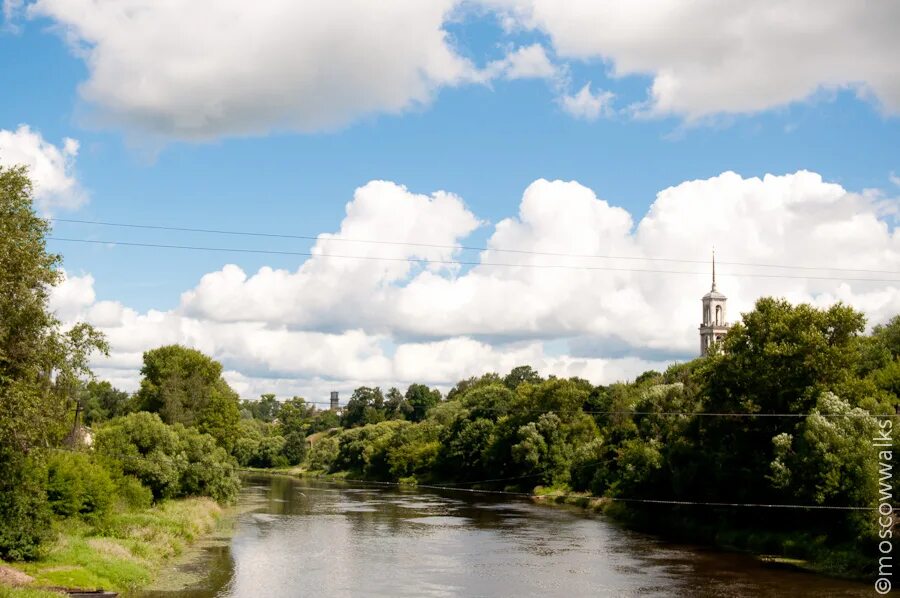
[1,0,899,402]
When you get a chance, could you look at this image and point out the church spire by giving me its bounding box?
[711,248,717,292]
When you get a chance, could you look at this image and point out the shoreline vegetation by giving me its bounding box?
[0,497,223,596]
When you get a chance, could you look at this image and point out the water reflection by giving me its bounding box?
[134,474,871,597]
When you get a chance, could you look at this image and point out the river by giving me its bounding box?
[135,474,871,597]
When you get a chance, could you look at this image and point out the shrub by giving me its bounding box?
[281,432,307,466]
[177,425,240,503]
[307,435,339,472]
[94,412,239,503]
[46,451,117,520]
[232,436,261,467]
[94,412,185,500]
[248,435,286,468]
[117,475,153,510]
[0,448,52,561]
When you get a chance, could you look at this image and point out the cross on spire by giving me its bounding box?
[711,248,717,292]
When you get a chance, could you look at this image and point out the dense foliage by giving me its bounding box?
[0,169,241,561]
[0,166,106,559]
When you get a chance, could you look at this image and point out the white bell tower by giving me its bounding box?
[699,251,729,356]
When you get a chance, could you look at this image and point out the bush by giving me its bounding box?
[46,451,117,520]
[94,412,239,503]
[307,434,339,472]
[177,425,241,503]
[94,412,184,500]
[232,436,261,467]
[0,448,52,561]
[117,475,153,510]
[248,435,286,468]
[281,432,307,466]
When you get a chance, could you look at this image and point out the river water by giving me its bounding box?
[136,474,871,597]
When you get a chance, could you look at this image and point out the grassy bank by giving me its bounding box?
[1,497,222,595]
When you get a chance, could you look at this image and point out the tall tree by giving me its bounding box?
[135,345,240,449]
[405,383,441,422]
[0,165,106,559]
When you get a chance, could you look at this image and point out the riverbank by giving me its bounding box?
[0,497,223,596]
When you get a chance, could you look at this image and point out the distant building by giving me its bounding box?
[330,391,339,411]
[699,251,730,356]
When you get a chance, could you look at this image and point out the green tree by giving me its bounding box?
[135,345,240,449]
[241,393,281,422]
[342,386,386,428]
[384,386,413,420]
[405,383,441,422]
[0,165,106,559]
[278,397,314,436]
[80,380,133,425]
[503,365,543,390]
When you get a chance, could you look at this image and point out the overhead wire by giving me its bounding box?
[47,237,900,283]
[50,217,900,275]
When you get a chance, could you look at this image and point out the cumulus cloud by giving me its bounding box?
[560,83,614,120]
[23,0,482,139]
[0,125,85,212]
[51,172,900,399]
[487,0,900,119]
[18,1,895,135]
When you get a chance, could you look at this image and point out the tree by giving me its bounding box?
[0,165,106,559]
[135,345,240,449]
[503,365,543,390]
[405,383,441,422]
[278,397,314,465]
[278,397,314,436]
[241,393,281,422]
[80,380,133,425]
[667,299,872,541]
[384,387,413,420]
[342,386,386,428]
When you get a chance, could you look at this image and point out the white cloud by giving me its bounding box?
[484,43,558,81]
[51,172,900,398]
[890,172,900,188]
[16,1,897,133]
[25,0,480,139]
[0,125,85,212]
[487,0,900,119]
[560,83,614,120]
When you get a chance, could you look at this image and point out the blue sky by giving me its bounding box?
[2,1,899,397]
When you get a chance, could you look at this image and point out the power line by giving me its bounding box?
[47,237,900,283]
[50,217,900,276]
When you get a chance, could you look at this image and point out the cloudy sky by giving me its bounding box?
[2,1,898,401]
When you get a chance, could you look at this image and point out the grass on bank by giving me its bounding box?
[2,497,221,594]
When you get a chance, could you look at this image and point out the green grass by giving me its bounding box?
[3,497,222,593]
